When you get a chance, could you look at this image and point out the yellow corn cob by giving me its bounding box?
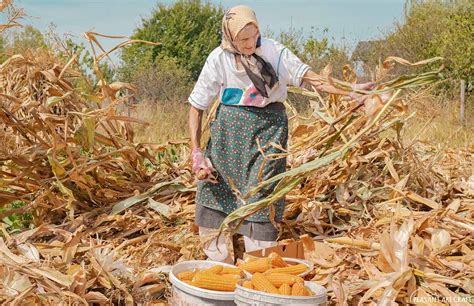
[242,281,254,289]
[192,273,238,291]
[220,266,244,276]
[263,273,304,287]
[278,283,291,295]
[221,274,241,281]
[239,258,271,273]
[177,270,196,281]
[268,252,288,268]
[203,265,224,274]
[251,273,279,294]
[236,257,256,268]
[291,282,305,296]
[183,280,195,286]
[269,264,308,275]
[305,287,314,296]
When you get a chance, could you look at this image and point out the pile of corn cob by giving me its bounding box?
[236,252,313,296]
[237,252,309,276]
[175,255,313,296]
[242,273,314,296]
[176,264,244,291]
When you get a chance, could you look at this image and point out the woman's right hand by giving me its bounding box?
[192,148,213,180]
[351,82,376,91]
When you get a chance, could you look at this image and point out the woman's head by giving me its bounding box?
[234,23,259,55]
[221,5,260,56]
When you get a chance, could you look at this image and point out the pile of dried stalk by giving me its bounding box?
[1,3,473,305]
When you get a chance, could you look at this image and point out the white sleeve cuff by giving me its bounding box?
[294,64,310,87]
[188,95,209,110]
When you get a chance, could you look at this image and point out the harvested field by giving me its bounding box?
[0,1,472,305]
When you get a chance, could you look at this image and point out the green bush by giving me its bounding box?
[0,201,33,234]
[119,0,224,81]
[358,0,473,92]
[132,55,193,103]
[0,34,7,63]
[434,1,473,85]
[12,25,47,53]
[275,27,351,80]
[271,27,351,113]
[0,25,47,62]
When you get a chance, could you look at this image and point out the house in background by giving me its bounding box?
[351,40,385,80]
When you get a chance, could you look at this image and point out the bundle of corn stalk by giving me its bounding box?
[0,48,196,218]
[282,129,473,304]
[0,45,200,305]
[215,60,473,304]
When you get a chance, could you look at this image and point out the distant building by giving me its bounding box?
[351,40,386,78]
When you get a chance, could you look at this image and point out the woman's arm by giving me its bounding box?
[302,69,374,97]
[302,69,350,95]
[189,105,214,180]
[189,105,204,151]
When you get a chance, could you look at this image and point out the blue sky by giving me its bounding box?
[7,0,405,60]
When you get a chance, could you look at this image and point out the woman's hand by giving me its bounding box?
[192,148,213,180]
[303,70,376,96]
[348,91,369,104]
[351,81,376,91]
[348,82,376,104]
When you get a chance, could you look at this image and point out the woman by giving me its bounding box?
[188,5,373,263]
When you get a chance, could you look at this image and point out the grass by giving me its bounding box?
[131,99,191,144]
[403,105,473,149]
[0,200,34,235]
[132,96,473,149]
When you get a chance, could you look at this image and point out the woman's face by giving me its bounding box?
[234,24,259,56]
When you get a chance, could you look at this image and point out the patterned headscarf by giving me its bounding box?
[221,5,278,98]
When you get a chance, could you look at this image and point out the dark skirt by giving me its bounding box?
[195,102,288,241]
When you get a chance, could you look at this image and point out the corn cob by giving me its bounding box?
[278,283,291,295]
[220,266,244,276]
[183,280,195,286]
[242,280,254,289]
[177,270,196,281]
[291,282,306,296]
[268,264,308,275]
[221,274,241,281]
[239,258,271,273]
[268,252,288,268]
[203,265,223,274]
[236,257,256,268]
[251,273,279,294]
[192,273,238,291]
[263,273,304,287]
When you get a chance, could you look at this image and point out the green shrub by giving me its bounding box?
[0,201,33,234]
[132,55,193,102]
[357,0,473,93]
[0,25,47,62]
[119,0,224,81]
[271,27,351,113]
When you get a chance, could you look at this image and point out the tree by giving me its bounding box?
[0,26,47,62]
[119,0,224,81]
[362,0,472,90]
[434,1,473,85]
[275,27,351,80]
[12,25,47,53]
[0,34,7,62]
